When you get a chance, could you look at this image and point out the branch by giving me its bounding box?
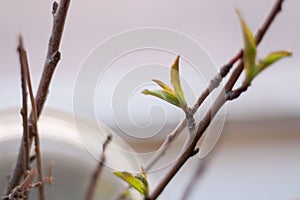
[148,0,285,199]
[17,36,30,176]
[145,0,285,174]
[84,135,112,200]
[180,159,208,200]
[34,0,70,119]
[144,53,243,171]
[25,51,46,200]
[2,169,42,200]
[6,0,71,194]
[144,28,244,173]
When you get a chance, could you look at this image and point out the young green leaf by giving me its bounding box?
[256,51,292,74]
[142,89,180,108]
[135,167,149,197]
[151,79,175,94]
[170,55,187,110]
[237,11,257,82]
[113,171,148,196]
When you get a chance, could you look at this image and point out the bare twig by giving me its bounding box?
[84,135,112,200]
[34,0,70,119]
[17,36,31,200]
[44,161,55,185]
[6,0,71,194]
[148,1,285,199]
[17,36,31,177]
[2,169,42,200]
[180,160,207,200]
[25,50,46,200]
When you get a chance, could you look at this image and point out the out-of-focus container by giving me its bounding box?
[0,108,142,199]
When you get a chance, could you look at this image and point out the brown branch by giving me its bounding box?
[2,169,42,200]
[84,135,112,200]
[6,0,71,194]
[180,159,208,200]
[191,50,243,114]
[17,36,31,176]
[25,52,45,200]
[34,0,70,119]
[16,36,31,200]
[148,0,285,199]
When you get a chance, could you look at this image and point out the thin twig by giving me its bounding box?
[25,49,46,200]
[84,135,112,200]
[17,36,31,177]
[17,36,31,200]
[44,161,55,185]
[2,169,42,200]
[6,0,71,194]
[180,159,207,200]
[34,0,69,119]
[148,1,285,199]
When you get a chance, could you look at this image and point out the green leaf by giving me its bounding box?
[256,51,292,74]
[237,11,257,82]
[113,171,147,196]
[135,167,149,196]
[142,89,180,108]
[170,55,187,109]
[151,79,175,95]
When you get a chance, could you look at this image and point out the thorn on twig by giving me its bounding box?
[20,108,24,116]
[190,148,199,157]
[52,1,58,15]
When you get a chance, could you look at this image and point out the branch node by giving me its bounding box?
[208,74,222,91]
[52,2,58,15]
[47,51,61,66]
[220,64,232,78]
[226,84,249,101]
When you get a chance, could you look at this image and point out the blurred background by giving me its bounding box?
[0,0,300,199]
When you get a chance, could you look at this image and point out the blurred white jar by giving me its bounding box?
[0,108,142,199]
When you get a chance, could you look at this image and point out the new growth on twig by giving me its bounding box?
[84,135,112,200]
[114,1,291,199]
